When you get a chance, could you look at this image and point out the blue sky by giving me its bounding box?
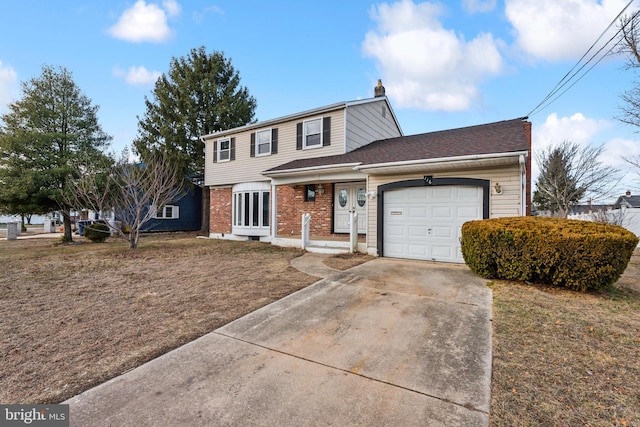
[1,0,640,200]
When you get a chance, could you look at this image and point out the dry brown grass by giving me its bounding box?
[491,250,640,426]
[0,234,320,404]
[4,231,639,426]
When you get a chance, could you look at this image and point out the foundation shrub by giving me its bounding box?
[460,216,638,291]
[83,223,111,243]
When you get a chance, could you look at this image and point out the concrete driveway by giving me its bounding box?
[65,258,492,426]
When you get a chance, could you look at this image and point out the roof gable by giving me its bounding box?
[614,195,640,208]
[201,96,401,140]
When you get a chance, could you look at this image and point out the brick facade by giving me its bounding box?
[209,187,232,234]
[276,184,335,237]
[210,184,339,238]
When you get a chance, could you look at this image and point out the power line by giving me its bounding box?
[532,26,627,115]
[526,0,635,117]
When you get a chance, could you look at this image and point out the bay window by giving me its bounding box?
[232,182,271,236]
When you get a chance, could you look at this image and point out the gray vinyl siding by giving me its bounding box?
[205,110,345,187]
[345,99,402,152]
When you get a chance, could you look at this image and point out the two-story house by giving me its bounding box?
[202,82,531,263]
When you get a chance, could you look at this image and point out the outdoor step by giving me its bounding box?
[305,245,350,255]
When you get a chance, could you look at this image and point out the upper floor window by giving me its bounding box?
[304,118,322,148]
[218,138,231,162]
[296,117,330,151]
[256,129,271,156]
[213,137,235,163]
[250,128,278,157]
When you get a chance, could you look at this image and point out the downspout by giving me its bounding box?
[519,154,526,216]
[271,183,277,239]
[344,105,348,152]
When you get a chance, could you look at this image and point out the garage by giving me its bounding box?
[382,184,485,263]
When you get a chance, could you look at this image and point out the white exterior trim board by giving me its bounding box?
[355,151,529,172]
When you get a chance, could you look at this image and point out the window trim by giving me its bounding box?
[218,137,231,162]
[154,205,179,219]
[303,117,322,149]
[255,128,272,157]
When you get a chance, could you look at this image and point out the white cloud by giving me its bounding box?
[0,61,17,111]
[531,112,613,182]
[533,112,611,151]
[601,137,640,169]
[505,0,628,61]
[362,0,504,111]
[531,113,640,199]
[108,0,180,43]
[462,0,497,13]
[162,0,181,17]
[113,66,161,86]
[193,5,223,23]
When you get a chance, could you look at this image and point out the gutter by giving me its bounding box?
[262,162,362,177]
[354,150,530,171]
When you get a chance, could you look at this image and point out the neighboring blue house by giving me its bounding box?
[141,184,203,232]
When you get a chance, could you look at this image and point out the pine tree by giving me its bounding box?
[0,65,111,241]
[134,47,257,233]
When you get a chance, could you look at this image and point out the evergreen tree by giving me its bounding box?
[134,46,257,233]
[0,65,111,241]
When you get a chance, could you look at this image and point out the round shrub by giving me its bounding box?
[460,216,639,292]
[83,222,111,243]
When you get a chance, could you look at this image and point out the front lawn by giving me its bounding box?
[3,232,639,427]
[0,234,319,403]
[490,250,640,426]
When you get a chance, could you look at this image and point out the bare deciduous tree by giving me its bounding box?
[70,151,185,249]
[534,141,619,217]
[617,11,640,129]
[591,208,626,226]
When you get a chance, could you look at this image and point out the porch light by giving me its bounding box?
[317,184,325,195]
[494,182,502,194]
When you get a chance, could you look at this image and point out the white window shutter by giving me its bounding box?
[149,205,158,218]
[173,206,179,219]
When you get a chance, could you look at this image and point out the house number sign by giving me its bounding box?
[423,175,433,185]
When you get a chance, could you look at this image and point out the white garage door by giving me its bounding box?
[383,186,483,263]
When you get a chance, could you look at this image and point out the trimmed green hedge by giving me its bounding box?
[83,222,111,243]
[460,217,639,291]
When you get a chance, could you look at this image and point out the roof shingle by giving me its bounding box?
[266,118,530,173]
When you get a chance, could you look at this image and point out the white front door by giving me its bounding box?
[334,182,367,234]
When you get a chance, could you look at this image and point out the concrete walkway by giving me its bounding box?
[288,252,340,278]
[65,256,492,426]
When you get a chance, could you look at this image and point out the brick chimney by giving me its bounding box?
[374,79,385,97]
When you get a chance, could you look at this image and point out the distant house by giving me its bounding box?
[567,191,640,247]
[201,82,532,263]
[613,191,640,209]
[75,184,202,235]
[142,184,202,232]
[568,203,613,216]
[612,191,640,247]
